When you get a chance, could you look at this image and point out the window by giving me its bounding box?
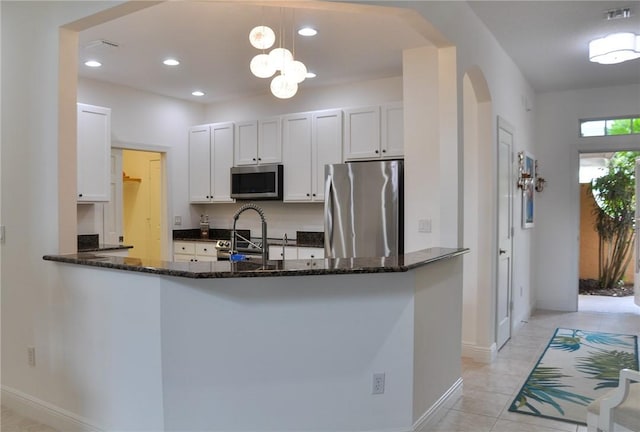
[580,116,640,137]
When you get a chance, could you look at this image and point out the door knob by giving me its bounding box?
[499,249,507,255]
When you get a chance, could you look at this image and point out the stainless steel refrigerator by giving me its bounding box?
[324,160,404,258]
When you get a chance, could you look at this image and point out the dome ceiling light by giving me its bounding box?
[248,9,311,99]
[588,7,640,65]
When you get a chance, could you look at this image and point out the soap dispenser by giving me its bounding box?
[200,214,209,239]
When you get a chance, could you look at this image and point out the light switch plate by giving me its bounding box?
[174,216,182,226]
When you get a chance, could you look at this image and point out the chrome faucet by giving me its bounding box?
[282,233,288,260]
[231,203,268,263]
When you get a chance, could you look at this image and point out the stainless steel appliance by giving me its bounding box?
[230,164,283,200]
[214,239,263,261]
[324,160,403,258]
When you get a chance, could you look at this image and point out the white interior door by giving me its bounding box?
[635,159,640,307]
[497,118,514,349]
[148,159,161,261]
[103,149,123,245]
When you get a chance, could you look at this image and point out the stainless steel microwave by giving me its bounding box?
[230,164,283,200]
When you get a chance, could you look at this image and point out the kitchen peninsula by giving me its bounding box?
[43,248,467,431]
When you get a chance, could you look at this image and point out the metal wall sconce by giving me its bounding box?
[516,151,534,190]
[534,160,546,193]
[516,151,546,192]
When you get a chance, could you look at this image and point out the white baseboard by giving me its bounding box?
[413,378,463,432]
[1,385,101,432]
[461,342,497,363]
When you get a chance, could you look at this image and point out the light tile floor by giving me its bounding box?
[2,305,638,432]
[1,406,58,432]
[430,307,640,432]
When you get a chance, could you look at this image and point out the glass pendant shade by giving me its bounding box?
[269,48,293,71]
[250,54,276,78]
[249,26,276,50]
[270,74,298,99]
[283,60,307,83]
[589,32,640,64]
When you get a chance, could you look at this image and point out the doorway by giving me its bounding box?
[578,151,637,313]
[121,149,164,260]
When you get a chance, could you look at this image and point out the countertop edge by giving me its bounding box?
[43,248,469,279]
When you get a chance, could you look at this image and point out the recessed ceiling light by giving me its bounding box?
[84,60,102,68]
[305,71,316,78]
[298,27,317,37]
[163,58,180,66]
[192,91,205,97]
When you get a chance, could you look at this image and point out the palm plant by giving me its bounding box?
[590,151,639,289]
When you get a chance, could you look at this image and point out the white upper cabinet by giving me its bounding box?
[258,117,282,164]
[343,103,403,161]
[282,113,312,201]
[234,118,281,166]
[77,103,111,202]
[381,102,404,158]
[189,122,235,203]
[210,122,235,202]
[188,125,211,203]
[312,109,343,201]
[343,105,380,160]
[282,109,343,203]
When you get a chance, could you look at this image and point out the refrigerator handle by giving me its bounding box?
[324,175,333,255]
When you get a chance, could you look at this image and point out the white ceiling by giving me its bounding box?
[78,1,429,104]
[468,1,640,93]
[78,1,640,104]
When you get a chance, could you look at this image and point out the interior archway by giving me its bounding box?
[462,66,496,362]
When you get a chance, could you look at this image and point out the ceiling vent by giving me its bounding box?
[85,39,120,51]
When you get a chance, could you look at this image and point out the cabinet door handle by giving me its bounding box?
[306,193,310,197]
[258,157,262,161]
[382,149,387,153]
[375,150,379,154]
[78,193,83,197]
[252,158,257,161]
[312,193,316,197]
[310,254,315,258]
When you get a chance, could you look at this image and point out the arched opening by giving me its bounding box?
[462,66,497,362]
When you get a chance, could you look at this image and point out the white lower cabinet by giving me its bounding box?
[173,241,217,262]
[269,245,324,260]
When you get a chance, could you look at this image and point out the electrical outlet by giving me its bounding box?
[174,216,182,226]
[27,346,36,367]
[418,219,432,233]
[372,373,385,394]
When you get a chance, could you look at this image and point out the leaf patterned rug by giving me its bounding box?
[509,327,638,425]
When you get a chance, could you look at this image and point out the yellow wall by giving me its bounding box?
[579,183,635,283]
[123,150,162,260]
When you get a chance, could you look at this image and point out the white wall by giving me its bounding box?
[77,77,205,231]
[387,1,536,354]
[535,83,640,311]
[1,2,167,428]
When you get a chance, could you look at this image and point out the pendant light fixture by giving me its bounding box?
[248,8,311,99]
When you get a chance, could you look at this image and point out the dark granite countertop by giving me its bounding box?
[78,244,133,252]
[43,248,468,279]
[172,229,324,248]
